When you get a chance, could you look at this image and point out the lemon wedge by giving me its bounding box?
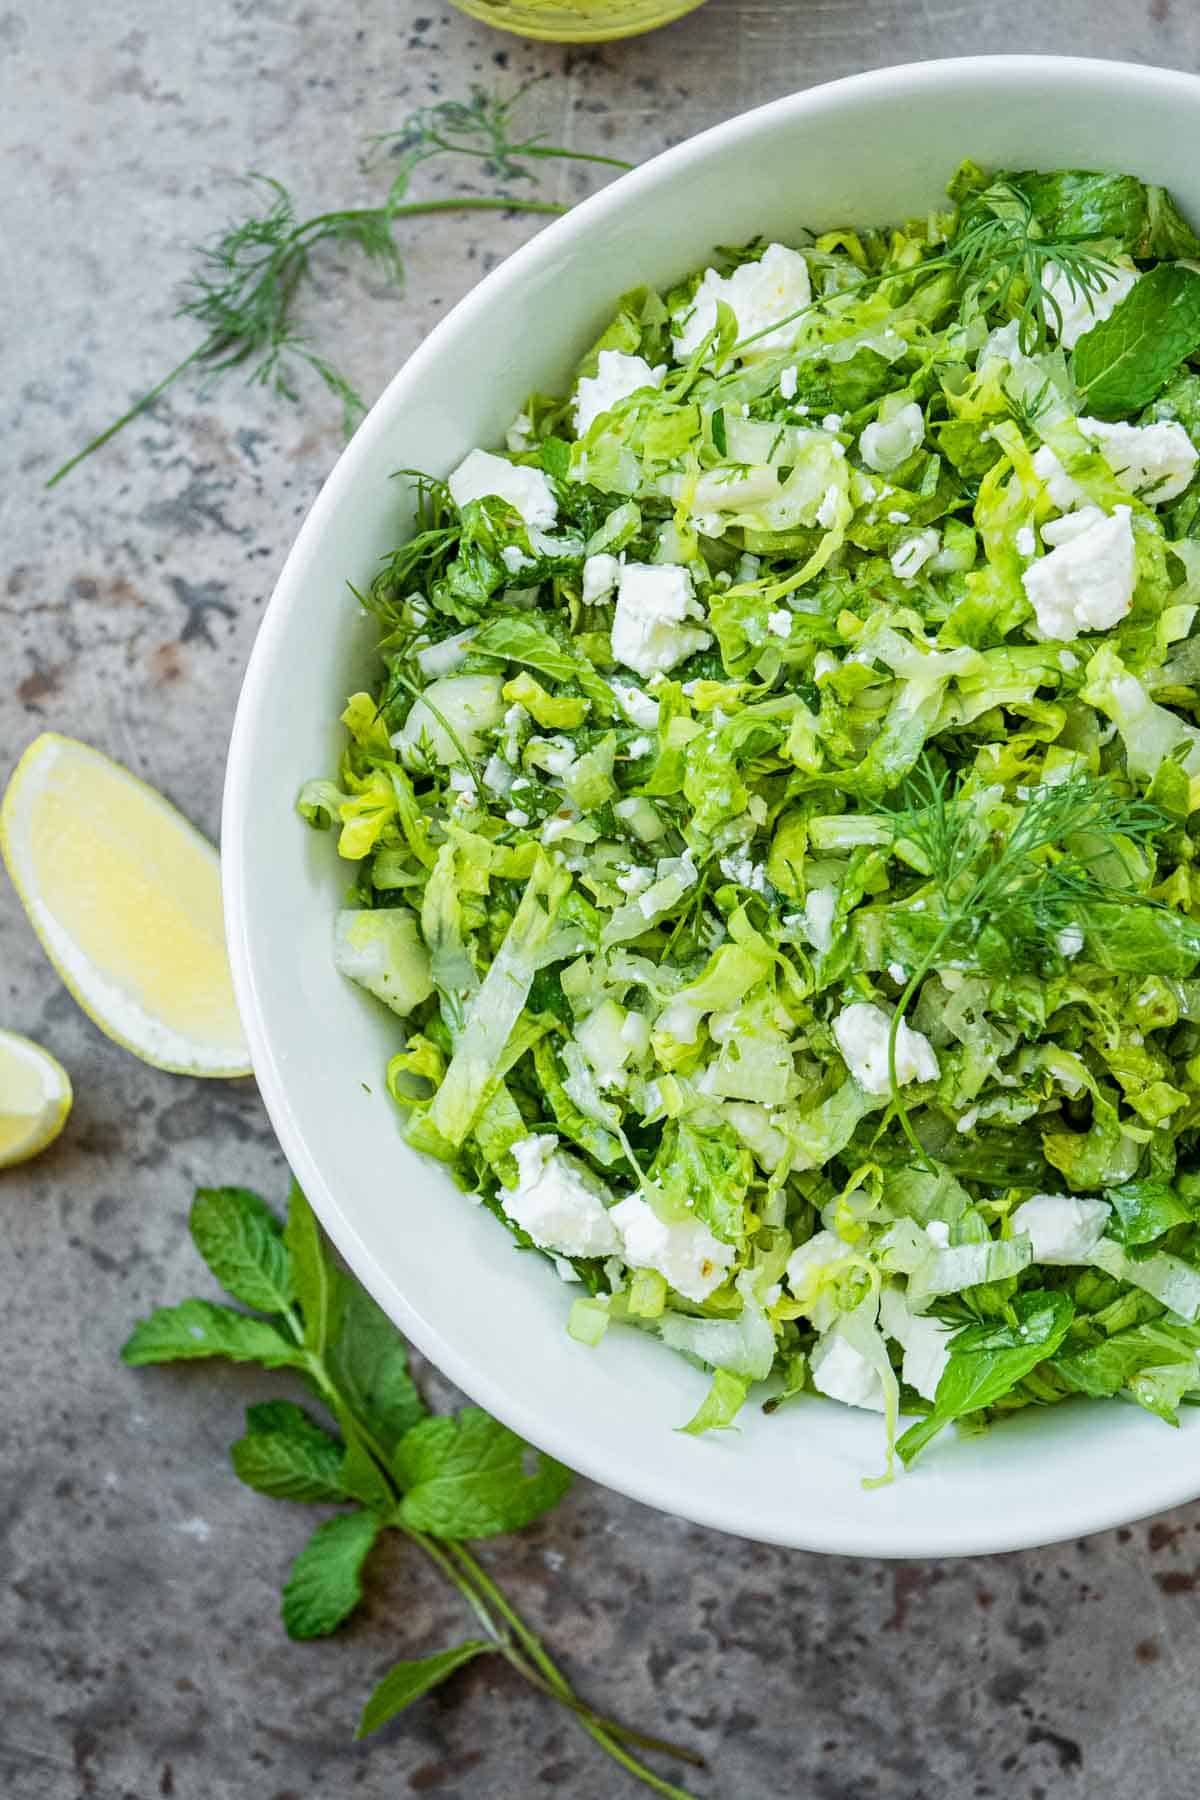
[0,1029,72,1168]
[1,734,251,1077]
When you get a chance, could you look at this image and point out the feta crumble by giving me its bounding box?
[448,448,558,529]
[574,350,666,435]
[609,1193,734,1302]
[1010,1193,1112,1264]
[832,1001,939,1096]
[1022,505,1136,641]
[671,243,812,361]
[503,1134,620,1257]
[611,562,712,678]
[1043,258,1139,350]
[582,551,621,603]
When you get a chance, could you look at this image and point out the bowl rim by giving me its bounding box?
[225,54,1200,1557]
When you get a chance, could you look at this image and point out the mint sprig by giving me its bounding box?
[122,1180,703,1798]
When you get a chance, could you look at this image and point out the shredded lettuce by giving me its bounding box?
[303,158,1200,1476]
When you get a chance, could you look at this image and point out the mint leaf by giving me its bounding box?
[280,1509,381,1639]
[326,1273,425,1453]
[230,1402,348,1504]
[897,1290,1074,1465]
[394,1408,572,1539]
[1072,263,1200,417]
[340,1427,396,1513]
[121,1299,304,1370]
[284,1180,335,1357]
[189,1186,294,1314]
[472,615,611,712]
[356,1642,494,1739]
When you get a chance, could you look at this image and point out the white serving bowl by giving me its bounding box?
[225,56,1200,1556]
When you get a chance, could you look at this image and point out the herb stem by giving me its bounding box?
[448,1543,703,1795]
[45,342,211,488]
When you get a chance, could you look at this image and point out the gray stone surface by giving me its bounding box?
[5,4,1200,1797]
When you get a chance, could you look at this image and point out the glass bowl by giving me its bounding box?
[449,0,709,43]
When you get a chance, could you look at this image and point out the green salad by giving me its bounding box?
[301,161,1200,1473]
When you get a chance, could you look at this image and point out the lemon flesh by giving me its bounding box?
[1,734,251,1077]
[0,1028,72,1168]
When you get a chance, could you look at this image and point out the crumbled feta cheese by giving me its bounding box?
[582,552,621,603]
[767,607,793,639]
[671,243,812,361]
[553,1255,581,1285]
[611,562,711,678]
[822,413,843,433]
[501,543,533,575]
[627,735,653,759]
[859,402,924,473]
[1078,415,1198,505]
[448,448,558,528]
[610,1193,734,1302]
[737,553,761,582]
[1022,505,1135,641]
[813,651,838,680]
[505,807,530,828]
[924,1220,951,1249]
[616,866,653,898]
[879,1287,951,1401]
[541,811,578,845]
[1058,649,1079,671]
[612,681,660,729]
[718,850,767,892]
[810,1328,885,1412]
[890,528,940,582]
[803,886,837,954]
[504,1134,620,1257]
[832,1001,939,1096]
[1015,525,1036,558]
[1010,1193,1111,1264]
[816,484,842,530]
[1032,443,1088,513]
[574,350,666,435]
[780,364,799,400]
[1044,258,1139,350]
[483,755,514,797]
[886,509,911,525]
[505,411,535,453]
[955,1108,979,1136]
[887,961,906,984]
[1057,924,1085,958]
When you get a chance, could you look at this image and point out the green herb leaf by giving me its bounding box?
[284,1180,336,1357]
[120,1299,305,1370]
[280,1510,382,1640]
[393,1408,572,1539]
[680,1369,750,1436]
[897,1290,1075,1464]
[326,1273,426,1453]
[356,1641,495,1739]
[1073,263,1200,417]
[189,1186,294,1314]
[230,1402,349,1504]
[340,1428,397,1513]
[472,614,613,714]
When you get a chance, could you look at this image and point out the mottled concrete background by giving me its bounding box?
[5,4,1200,1798]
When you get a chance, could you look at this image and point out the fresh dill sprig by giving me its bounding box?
[365,78,631,192]
[48,86,627,487]
[870,757,1167,1164]
[940,179,1118,353]
[731,177,1119,365]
